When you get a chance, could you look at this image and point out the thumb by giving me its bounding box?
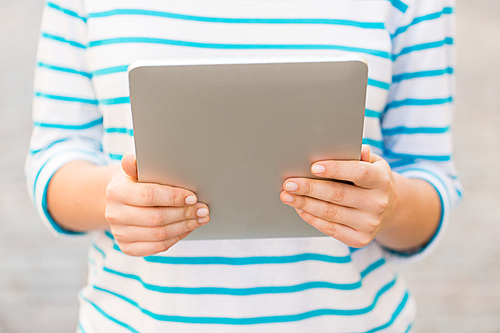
[121,152,138,180]
[360,144,376,163]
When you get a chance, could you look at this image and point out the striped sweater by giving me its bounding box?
[26,0,461,332]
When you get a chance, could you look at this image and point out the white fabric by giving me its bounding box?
[26,0,459,331]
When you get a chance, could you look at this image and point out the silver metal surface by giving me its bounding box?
[129,57,368,240]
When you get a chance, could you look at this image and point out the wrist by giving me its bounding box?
[47,161,119,232]
[375,172,440,252]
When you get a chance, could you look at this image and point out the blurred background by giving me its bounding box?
[0,0,499,332]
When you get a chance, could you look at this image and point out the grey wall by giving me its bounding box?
[0,1,499,332]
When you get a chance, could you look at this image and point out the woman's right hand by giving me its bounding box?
[104,153,210,257]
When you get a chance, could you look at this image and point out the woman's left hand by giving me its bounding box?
[280,145,400,248]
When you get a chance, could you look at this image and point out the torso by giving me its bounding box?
[78,1,415,331]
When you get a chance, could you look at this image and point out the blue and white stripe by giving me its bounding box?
[26,0,460,331]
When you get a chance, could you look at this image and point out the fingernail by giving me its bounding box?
[198,217,210,224]
[185,195,197,205]
[312,164,326,174]
[296,209,304,214]
[197,207,209,217]
[285,181,298,192]
[283,194,294,203]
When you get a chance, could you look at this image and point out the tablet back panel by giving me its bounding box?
[129,57,367,240]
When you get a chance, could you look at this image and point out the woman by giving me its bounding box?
[26,0,461,331]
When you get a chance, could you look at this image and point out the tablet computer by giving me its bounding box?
[128,55,367,240]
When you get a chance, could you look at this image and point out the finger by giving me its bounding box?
[117,231,192,257]
[295,209,372,248]
[121,152,138,180]
[106,203,209,227]
[280,191,363,230]
[111,216,209,243]
[110,181,198,207]
[283,178,370,209]
[310,159,383,189]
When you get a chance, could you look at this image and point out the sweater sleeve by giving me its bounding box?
[380,0,462,262]
[25,0,107,239]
